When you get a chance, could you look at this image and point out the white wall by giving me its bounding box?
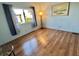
[43,2,79,33]
[0,2,41,45]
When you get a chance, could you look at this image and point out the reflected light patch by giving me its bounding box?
[22,37,38,55]
[38,36,47,46]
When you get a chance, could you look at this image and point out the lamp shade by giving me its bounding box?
[39,11,43,16]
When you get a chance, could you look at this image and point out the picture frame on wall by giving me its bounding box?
[51,2,70,16]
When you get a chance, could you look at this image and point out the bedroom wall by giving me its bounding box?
[0,2,41,45]
[43,2,79,33]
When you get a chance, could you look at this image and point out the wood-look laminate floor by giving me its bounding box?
[1,28,79,56]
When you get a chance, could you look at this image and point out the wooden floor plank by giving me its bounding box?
[0,29,79,56]
[52,32,67,56]
[67,34,76,56]
[76,35,79,56]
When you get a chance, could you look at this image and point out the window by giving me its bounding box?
[13,9,25,24]
[12,7,37,27]
[24,9,33,23]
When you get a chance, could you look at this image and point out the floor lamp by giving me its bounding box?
[39,11,43,29]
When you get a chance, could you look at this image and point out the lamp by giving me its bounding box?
[39,11,43,29]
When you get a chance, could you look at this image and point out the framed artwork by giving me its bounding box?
[51,2,70,16]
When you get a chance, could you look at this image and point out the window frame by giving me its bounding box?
[13,6,37,27]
